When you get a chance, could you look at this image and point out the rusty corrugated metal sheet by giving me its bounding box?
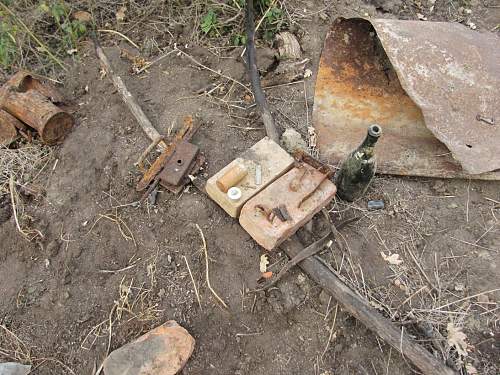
[313,18,500,179]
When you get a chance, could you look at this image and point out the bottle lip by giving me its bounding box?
[368,124,382,138]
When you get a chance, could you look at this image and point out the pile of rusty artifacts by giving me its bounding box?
[90,5,499,375]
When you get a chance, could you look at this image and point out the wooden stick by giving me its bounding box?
[255,234,331,291]
[245,0,280,143]
[93,38,167,149]
[281,235,457,375]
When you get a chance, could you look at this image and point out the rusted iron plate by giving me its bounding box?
[160,154,206,194]
[136,115,200,191]
[313,18,500,179]
[158,141,199,186]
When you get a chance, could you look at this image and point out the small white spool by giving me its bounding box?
[227,187,242,201]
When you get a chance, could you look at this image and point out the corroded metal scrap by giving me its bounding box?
[313,18,500,179]
[136,115,204,194]
[0,71,73,145]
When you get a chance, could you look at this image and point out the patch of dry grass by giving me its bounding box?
[0,324,32,364]
[0,0,79,78]
[324,179,500,374]
[0,142,53,195]
[0,0,295,83]
[0,324,76,374]
[81,256,163,351]
[0,142,53,240]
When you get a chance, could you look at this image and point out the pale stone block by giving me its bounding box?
[206,137,294,217]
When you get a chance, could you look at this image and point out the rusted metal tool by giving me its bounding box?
[136,115,204,195]
[292,149,334,178]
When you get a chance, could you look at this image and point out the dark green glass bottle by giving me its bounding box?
[335,124,382,202]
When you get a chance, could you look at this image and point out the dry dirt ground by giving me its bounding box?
[1,1,499,374]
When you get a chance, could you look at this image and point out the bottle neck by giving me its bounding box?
[356,126,381,159]
[360,133,380,149]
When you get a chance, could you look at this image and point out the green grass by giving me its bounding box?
[0,0,288,76]
[0,0,88,74]
[0,13,18,68]
[256,0,286,40]
[201,8,219,36]
[38,1,87,53]
[199,0,288,46]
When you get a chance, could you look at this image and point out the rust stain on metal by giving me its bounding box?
[313,18,500,179]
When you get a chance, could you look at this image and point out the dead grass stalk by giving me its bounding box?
[195,223,228,309]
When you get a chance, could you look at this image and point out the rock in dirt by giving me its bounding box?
[281,128,307,154]
[0,362,31,375]
[281,282,306,311]
[276,32,302,60]
[46,240,60,257]
[103,320,195,375]
[268,282,306,314]
[72,10,92,23]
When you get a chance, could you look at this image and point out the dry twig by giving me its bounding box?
[322,303,338,359]
[195,224,228,309]
[183,255,203,310]
[8,175,43,240]
[174,47,251,94]
[98,29,140,49]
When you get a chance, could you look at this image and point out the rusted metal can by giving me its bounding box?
[2,89,73,145]
[1,71,73,145]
